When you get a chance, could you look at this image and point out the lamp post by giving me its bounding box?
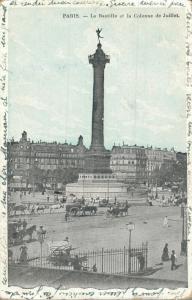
[83,175,85,198]
[127,222,135,274]
[37,227,45,267]
[107,179,109,201]
[181,204,187,256]
[32,159,38,197]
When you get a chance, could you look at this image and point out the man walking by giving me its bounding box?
[163,216,168,227]
[171,250,177,270]
[65,211,69,222]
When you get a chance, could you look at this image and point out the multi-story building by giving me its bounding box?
[7,132,180,189]
[145,146,176,177]
[110,145,147,184]
[7,131,87,190]
[110,144,177,185]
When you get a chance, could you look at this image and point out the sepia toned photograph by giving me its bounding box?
[6,6,188,291]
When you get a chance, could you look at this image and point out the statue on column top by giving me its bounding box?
[96,28,103,43]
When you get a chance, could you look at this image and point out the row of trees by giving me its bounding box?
[150,159,187,191]
[27,167,80,190]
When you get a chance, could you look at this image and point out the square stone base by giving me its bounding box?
[84,149,111,173]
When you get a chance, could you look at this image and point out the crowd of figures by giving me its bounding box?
[148,192,187,207]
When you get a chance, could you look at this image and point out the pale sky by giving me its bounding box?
[8,7,186,151]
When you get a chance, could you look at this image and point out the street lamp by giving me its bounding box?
[107,179,109,201]
[127,222,135,274]
[181,204,187,256]
[82,175,85,198]
[32,159,38,197]
[37,227,45,267]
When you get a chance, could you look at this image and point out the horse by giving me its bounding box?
[23,225,36,241]
[118,204,130,216]
[66,204,81,216]
[49,204,63,213]
[81,206,97,216]
[8,223,18,245]
[70,207,79,216]
[106,207,120,217]
[8,203,16,216]
[37,205,45,214]
[13,205,26,216]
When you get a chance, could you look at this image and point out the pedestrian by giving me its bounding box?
[8,248,13,263]
[19,243,28,264]
[73,255,81,270]
[163,216,168,227]
[138,253,145,272]
[92,263,97,272]
[23,219,27,231]
[161,243,169,262]
[17,218,22,230]
[171,250,177,270]
[65,211,69,222]
[31,205,35,215]
[47,195,50,202]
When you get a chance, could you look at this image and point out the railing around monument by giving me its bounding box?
[11,243,148,275]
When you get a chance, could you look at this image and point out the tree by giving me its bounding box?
[150,159,187,191]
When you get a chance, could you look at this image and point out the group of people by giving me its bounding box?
[161,243,177,270]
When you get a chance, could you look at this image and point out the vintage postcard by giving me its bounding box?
[0,0,192,299]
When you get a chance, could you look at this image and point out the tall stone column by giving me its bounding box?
[84,42,111,173]
[89,43,110,151]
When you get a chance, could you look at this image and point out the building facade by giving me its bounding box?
[8,132,180,190]
[110,145,147,184]
[7,131,87,190]
[145,146,176,177]
[110,144,177,184]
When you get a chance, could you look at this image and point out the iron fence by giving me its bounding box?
[11,243,148,275]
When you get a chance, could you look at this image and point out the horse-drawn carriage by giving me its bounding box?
[47,241,87,269]
[66,202,97,216]
[106,202,130,217]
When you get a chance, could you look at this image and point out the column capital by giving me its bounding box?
[88,43,110,67]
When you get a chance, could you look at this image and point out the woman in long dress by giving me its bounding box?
[161,243,169,261]
[19,244,28,264]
